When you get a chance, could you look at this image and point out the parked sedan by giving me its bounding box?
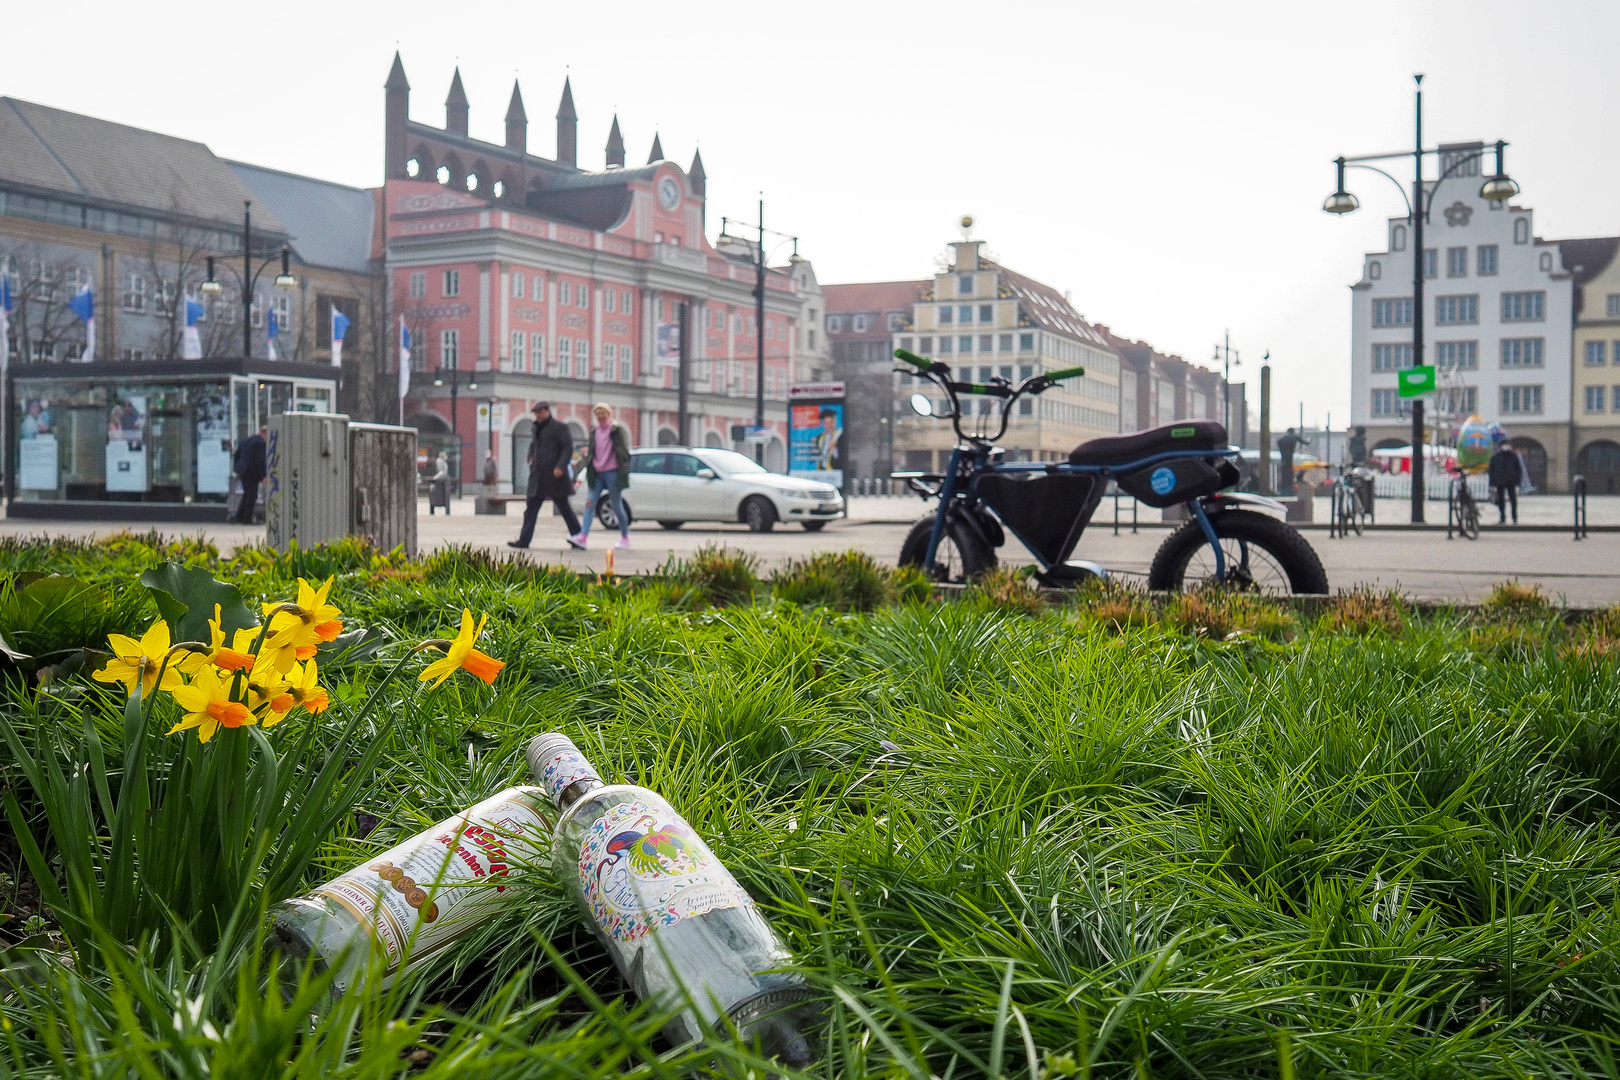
[572,447,844,532]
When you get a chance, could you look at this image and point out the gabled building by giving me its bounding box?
[1098,327,1244,442]
[1562,235,1620,493]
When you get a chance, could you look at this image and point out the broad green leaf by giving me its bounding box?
[140,563,258,645]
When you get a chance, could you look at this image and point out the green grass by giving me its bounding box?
[2,534,1619,1077]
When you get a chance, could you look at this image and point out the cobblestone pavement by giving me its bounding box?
[1,495,1616,605]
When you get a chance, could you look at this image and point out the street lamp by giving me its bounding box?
[199,200,296,361]
[1323,75,1518,523]
[719,202,798,462]
[1213,332,1241,435]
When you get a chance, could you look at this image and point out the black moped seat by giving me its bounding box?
[1068,420,1228,467]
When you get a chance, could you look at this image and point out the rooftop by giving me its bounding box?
[227,161,377,275]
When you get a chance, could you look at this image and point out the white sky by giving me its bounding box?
[7,0,1618,430]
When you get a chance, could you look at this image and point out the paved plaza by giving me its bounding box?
[1,494,1615,606]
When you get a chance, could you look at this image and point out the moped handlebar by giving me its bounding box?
[893,347,935,373]
[893,348,1084,446]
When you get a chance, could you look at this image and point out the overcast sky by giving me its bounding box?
[7,0,1617,429]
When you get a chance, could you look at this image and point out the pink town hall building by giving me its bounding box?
[383,54,803,490]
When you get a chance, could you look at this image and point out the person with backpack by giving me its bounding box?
[573,402,632,549]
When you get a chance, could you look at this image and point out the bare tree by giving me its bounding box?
[0,243,91,364]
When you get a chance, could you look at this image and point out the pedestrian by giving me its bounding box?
[509,401,583,549]
[1488,438,1524,524]
[1347,425,1368,468]
[574,402,632,549]
[429,451,451,515]
[232,423,268,524]
[1276,427,1308,497]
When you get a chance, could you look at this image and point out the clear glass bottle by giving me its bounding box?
[267,786,551,994]
[527,733,818,1066]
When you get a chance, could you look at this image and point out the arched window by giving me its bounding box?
[1390,224,1407,252]
[1514,218,1529,244]
[405,158,421,178]
[1369,260,1381,280]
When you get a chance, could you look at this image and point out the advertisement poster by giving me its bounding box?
[105,393,149,493]
[195,394,232,494]
[656,321,681,366]
[18,397,58,491]
[788,383,845,489]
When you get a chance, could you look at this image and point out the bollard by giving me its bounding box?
[1574,474,1589,540]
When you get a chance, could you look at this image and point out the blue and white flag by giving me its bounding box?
[68,285,94,362]
[398,316,411,398]
[0,271,12,369]
[266,303,279,361]
[330,305,350,368]
[182,296,205,360]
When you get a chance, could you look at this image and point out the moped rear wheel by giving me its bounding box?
[1148,509,1328,595]
[899,516,996,583]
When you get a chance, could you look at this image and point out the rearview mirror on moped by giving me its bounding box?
[909,393,933,418]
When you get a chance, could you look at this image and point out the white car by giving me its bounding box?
[571,447,844,532]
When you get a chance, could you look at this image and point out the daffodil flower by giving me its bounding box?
[205,604,258,673]
[284,658,331,714]
[243,669,293,727]
[168,667,254,743]
[260,577,344,673]
[93,620,193,698]
[418,610,504,688]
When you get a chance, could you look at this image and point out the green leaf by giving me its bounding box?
[140,563,258,645]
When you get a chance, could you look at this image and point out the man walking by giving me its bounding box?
[232,423,268,524]
[1488,438,1524,524]
[509,401,583,549]
[574,402,632,549]
[1276,427,1308,498]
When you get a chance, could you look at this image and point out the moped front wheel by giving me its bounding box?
[1148,509,1328,595]
[899,516,996,583]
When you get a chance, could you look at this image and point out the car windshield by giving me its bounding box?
[699,449,770,476]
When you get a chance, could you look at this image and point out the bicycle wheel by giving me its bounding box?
[1348,491,1365,536]
[1460,494,1480,540]
[1148,509,1329,595]
[899,515,997,583]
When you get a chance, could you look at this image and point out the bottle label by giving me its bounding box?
[313,788,550,978]
[577,797,750,942]
[534,747,600,801]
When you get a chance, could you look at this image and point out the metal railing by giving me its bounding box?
[1574,474,1589,540]
[1111,483,1139,535]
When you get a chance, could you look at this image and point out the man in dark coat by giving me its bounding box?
[232,424,268,524]
[1488,439,1524,524]
[509,402,583,549]
[1276,427,1308,497]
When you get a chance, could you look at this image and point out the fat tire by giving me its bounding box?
[742,496,777,533]
[1147,509,1328,594]
[658,521,684,530]
[898,514,997,583]
[801,521,827,532]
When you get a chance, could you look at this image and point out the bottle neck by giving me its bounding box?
[555,776,604,812]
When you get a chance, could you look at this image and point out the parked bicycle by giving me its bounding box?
[890,349,1329,594]
[1447,462,1481,540]
[1329,465,1373,537]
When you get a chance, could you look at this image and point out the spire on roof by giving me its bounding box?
[556,76,578,166]
[505,80,527,151]
[556,76,577,121]
[445,67,469,135]
[386,51,410,92]
[688,148,706,196]
[505,80,526,123]
[605,114,625,168]
[647,132,664,163]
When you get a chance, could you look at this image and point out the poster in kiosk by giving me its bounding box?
[267,412,351,551]
[787,382,846,492]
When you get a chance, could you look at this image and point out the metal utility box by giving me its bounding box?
[266,413,351,551]
[349,422,418,557]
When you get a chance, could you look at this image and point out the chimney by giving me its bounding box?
[605,114,625,168]
[505,80,527,152]
[556,77,578,167]
[385,52,411,180]
[647,132,664,163]
[445,68,469,136]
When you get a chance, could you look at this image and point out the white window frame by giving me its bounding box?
[1586,340,1607,366]
[604,289,616,313]
[1477,245,1498,276]
[441,328,459,366]
[511,274,525,300]
[1500,338,1545,368]
[123,272,147,313]
[1373,298,1413,327]
[442,269,460,297]
[853,314,868,333]
[1501,291,1545,322]
[409,271,426,299]
[531,333,545,372]
[1500,384,1543,415]
[1585,385,1606,412]
[511,330,526,371]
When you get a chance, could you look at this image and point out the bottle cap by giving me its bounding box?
[527,733,602,805]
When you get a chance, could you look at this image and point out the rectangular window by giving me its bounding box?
[1478,245,1498,276]
[1438,386,1478,414]
[1018,332,1034,351]
[250,296,263,329]
[978,304,993,322]
[511,331,525,370]
[442,269,460,297]
[1373,343,1414,371]
[578,286,589,309]
[1500,338,1544,367]
[958,335,972,353]
[1614,385,1620,412]
[1500,384,1543,414]
[441,329,459,366]
[853,314,868,333]
[1373,298,1413,326]
[533,275,544,299]
[887,313,905,331]
[898,336,914,352]
[604,343,616,364]
[577,339,590,369]
[531,333,545,370]
[1501,291,1545,321]
[621,290,633,313]
[1608,294,1620,317]
[1586,341,1607,365]
[558,336,572,376]
[1586,385,1607,412]
[938,337,953,354]
[1422,249,1437,278]
[511,274,525,299]
[1019,364,1033,382]
[604,289,615,313]
[958,305,972,323]
[999,333,1013,351]
[621,344,633,366]
[938,306,952,325]
[409,271,425,299]
[559,281,572,306]
[919,335,933,353]
[979,334,993,352]
[122,272,146,313]
[825,315,840,332]
[272,295,290,332]
[1446,247,1467,277]
[1434,295,1478,324]
[1434,341,1475,370]
[1370,388,1411,417]
[958,274,973,295]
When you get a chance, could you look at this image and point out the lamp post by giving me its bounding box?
[432,363,478,498]
[200,200,296,362]
[1323,75,1519,523]
[718,203,799,463]
[1213,331,1241,434]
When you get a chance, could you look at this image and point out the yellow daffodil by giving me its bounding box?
[260,577,344,673]
[168,667,254,743]
[284,659,331,714]
[93,619,189,698]
[205,604,258,673]
[418,610,504,689]
[242,668,293,727]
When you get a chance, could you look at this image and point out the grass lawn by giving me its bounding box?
[1,534,1618,1078]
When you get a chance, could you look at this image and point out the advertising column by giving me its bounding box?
[788,382,846,494]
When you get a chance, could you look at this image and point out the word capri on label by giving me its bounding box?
[266,787,549,994]
[526,732,820,1066]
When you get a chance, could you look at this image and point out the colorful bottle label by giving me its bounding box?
[577,797,751,943]
[534,746,601,802]
[313,788,550,978]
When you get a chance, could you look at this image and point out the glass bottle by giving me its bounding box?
[267,786,551,994]
[527,733,818,1066]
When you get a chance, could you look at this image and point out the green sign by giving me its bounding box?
[1397,365,1436,398]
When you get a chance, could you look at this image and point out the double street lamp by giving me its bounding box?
[200,200,296,360]
[719,200,799,461]
[1322,74,1519,523]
